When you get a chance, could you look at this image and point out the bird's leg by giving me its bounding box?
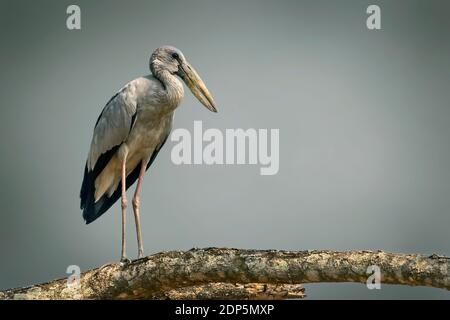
[132,160,146,259]
[120,158,130,264]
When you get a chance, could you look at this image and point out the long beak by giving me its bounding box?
[178,61,217,113]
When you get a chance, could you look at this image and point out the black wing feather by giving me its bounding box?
[80,134,169,224]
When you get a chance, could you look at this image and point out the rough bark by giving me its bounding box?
[0,248,448,300]
[152,283,306,300]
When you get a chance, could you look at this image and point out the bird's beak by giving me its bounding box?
[178,61,217,113]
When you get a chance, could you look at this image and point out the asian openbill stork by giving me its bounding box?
[80,46,217,262]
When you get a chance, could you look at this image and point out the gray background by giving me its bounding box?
[0,0,449,299]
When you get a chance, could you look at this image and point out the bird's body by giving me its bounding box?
[80,46,216,262]
[83,75,182,218]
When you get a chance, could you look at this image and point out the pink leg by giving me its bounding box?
[132,160,147,259]
[120,158,129,263]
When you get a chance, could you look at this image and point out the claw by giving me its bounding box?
[120,257,131,266]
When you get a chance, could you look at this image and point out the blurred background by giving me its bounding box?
[0,0,449,299]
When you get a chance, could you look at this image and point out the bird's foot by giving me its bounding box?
[120,257,131,266]
[137,251,145,260]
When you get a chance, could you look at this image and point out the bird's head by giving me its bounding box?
[150,46,217,113]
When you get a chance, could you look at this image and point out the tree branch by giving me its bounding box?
[0,248,448,300]
[152,283,306,300]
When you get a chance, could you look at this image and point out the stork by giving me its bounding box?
[80,46,217,262]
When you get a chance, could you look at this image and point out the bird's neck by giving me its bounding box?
[155,70,184,108]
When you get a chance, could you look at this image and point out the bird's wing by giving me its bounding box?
[80,83,139,223]
[87,85,138,171]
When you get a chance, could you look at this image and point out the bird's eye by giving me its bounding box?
[172,52,179,60]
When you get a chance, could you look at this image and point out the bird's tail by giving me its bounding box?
[80,162,142,224]
[80,134,169,224]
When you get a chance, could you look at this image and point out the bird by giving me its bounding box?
[80,46,217,262]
